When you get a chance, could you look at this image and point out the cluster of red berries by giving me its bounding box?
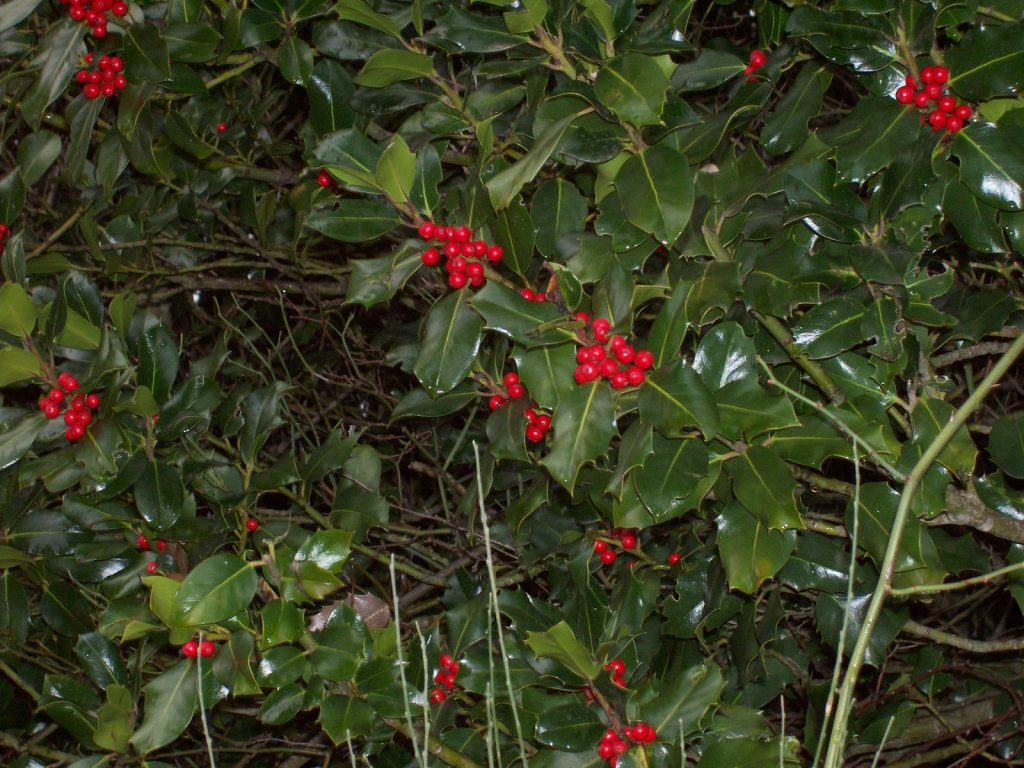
[572,315,655,389]
[595,722,658,766]
[604,657,628,685]
[138,535,166,572]
[744,49,767,78]
[75,54,127,100]
[38,374,99,441]
[181,638,216,659]
[893,65,972,133]
[59,0,128,37]
[417,222,504,291]
[488,373,552,443]
[0,223,9,251]
[593,528,638,567]
[429,653,460,703]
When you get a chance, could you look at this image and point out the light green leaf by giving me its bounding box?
[524,621,600,680]
[594,53,669,127]
[353,49,434,88]
[130,661,197,754]
[375,134,416,204]
[172,553,258,625]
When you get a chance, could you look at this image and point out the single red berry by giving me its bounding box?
[634,350,654,369]
[70,5,86,18]
[594,540,609,554]
[429,688,446,704]
[612,739,628,756]
[489,394,506,411]
[938,96,956,113]
[447,661,460,675]
[442,242,459,259]
[668,552,681,565]
[623,726,636,741]
[216,122,228,133]
[114,75,128,90]
[64,410,80,426]
[507,383,526,399]
[592,318,611,339]
[83,52,94,64]
[434,226,450,241]
[111,56,124,72]
[626,367,645,386]
[620,533,637,549]
[577,347,592,364]
[101,70,116,83]
[48,387,66,402]
[43,402,61,419]
[610,372,629,390]
[525,407,537,423]
[100,83,115,97]
[75,70,90,83]
[92,24,107,37]
[87,71,102,84]
[610,335,625,350]
[181,641,199,658]
[245,518,259,532]
[905,74,917,89]
[574,311,590,323]
[749,49,767,68]
[574,363,598,384]
[597,743,615,759]
[443,671,458,689]
[418,222,436,240]
[933,65,949,84]
[466,262,484,281]
[79,410,93,426]
[138,534,150,550]
[112,0,128,14]
[600,358,619,379]
[82,82,101,98]
[446,256,467,273]
[434,669,447,685]
[421,247,441,266]
[921,66,935,84]
[71,394,86,410]
[955,104,972,120]
[448,271,468,289]
[605,658,626,675]
[64,426,79,441]
[924,83,942,100]
[520,288,536,301]
[535,414,551,431]
[486,244,504,262]
[145,560,158,574]
[200,640,216,658]
[503,372,520,388]
[913,91,930,108]
[452,226,471,243]
[439,653,454,669]
[156,539,166,551]
[588,345,607,363]
[526,425,545,442]
[615,344,635,365]
[928,109,945,129]
[317,171,332,188]
[895,85,914,104]
[945,116,963,132]
[600,549,617,565]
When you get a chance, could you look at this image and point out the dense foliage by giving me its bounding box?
[3,0,1024,766]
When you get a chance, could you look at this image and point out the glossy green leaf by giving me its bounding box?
[827,97,920,183]
[692,321,756,390]
[910,397,977,477]
[633,436,708,513]
[486,397,530,462]
[726,446,803,531]
[541,382,616,491]
[20,21,85,129]
[516,343,577,409]
[790,296,868,359]
[278,35,314,85]
[391,383,478,420]
[951,122,1024,212]
[137,325,179,404]
[306,200,400,242]
[716,379,799,441]
[633,662,725,736]
[524,621,600,680]
[74,632,128,689]
[534,701,604,751]
[614,144,694,244]
[258,683,305,725]
[124,24,172,83]
[376,134,415,204]
[353,49,434,87]
[319,695,375,742]
[594,53,669,127]
[946,23,1024,102]
[470,281,574,346]
[346,242,422,308]
[260,600,306,649]
[531,179,587,258]
[716,501,797,594]
[413,289,484,395]
[670,49,744,92]
[0,0,43,32]
[257,646,309,687]
[294,529,352,573]
[815,593,906,666]
[93,684,134,753]
[17,130,61,187]
[424,7,527,53]
[335,0,402,40]
[172,553,258,625]
[637,360,719,439]
[134,460,185,530]
[309,605,366,681]
[0,346,39,388]
[130,661,198,754]
[307,59,356,133]
[760,65,830,156]
[164,22,222,63]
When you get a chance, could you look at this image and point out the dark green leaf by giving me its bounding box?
[532,179,587,259]
[541,383,617,491]
[716,501,797,594]
[726,446,803,531]
[172,553,258,625]
[614,144,694,244]
[470,281,574,346]
[535,701,604,751]
[345,242,421,307]
[124,24,172,83]
[791,296,867,359]
[353,49,434,87]
[760,65,830,156]
[637,360,719,439]
[305,200,400,242]
[951,122,1024,211]
[130,661,197,754]
[20,21,86,129]
[16,131,61,186]
[137,325,179,404]
[990,414,1024,479]
[392,383,478,420]
[491,197,535,276]
[594,53,669,127]
[671,49,744,92]
[692,321,756,390]
[414,290,484,395]
[946,24,1024,102]
[424,7,527,52]
[319,695,375,742]
[524,621,600,680]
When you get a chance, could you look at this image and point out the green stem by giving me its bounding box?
[205,55,263,90]
[821,331,1024,768]
[902,619,1024,653]
[0,731,77,764]
[0,656,40,702]
[753,311,845,404]
[890,559,1024,597]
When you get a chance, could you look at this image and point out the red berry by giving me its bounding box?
[588,345,606,363]
[156,539,166,551]
[507,383,526,399]
[466,262,484,281]
[574,311,590,323]
[489,394,506,411]
[955,104,972,120]
[112,1,128,14]
[434,669,447,684]
[83,54,93,65]
[610,335,625,350]
[43,402,61,419]
[600,549,617,565]
[101,69,115,82]
[486,244,504,262]
[447,661,459,675]
[594,540,609,554]
[520,288,535,301]
[525,408,537,423]
[933,65,949,84]
[453,226,471,243]
[925,83,942,100]
[83,82,100,97]
[526,425,545,443]
[605,658,626,675]
[70,5,86,18]
[71,394,86,410]
[938,96,956,113]
[429,688,446,704]
[443,671,458,689]
[626,367,645,386]
[921,66,934,84]
[597,743,615,759]
[600,358,619,378]
[905,74,917,89]
[749,49,767,68]
[317,171,332,188]
[114,76,128,90]
[612,739,628,755]
[418,222,436,240]
[79,410,93,426]
[181,641,199,658]
[503,372,519,388]
[110,57,123,72]
[76,70,90,83]
[895,86,914,104]
[446,256,468,274]
[200,640,216,658]
[138,534,150,550]
[439,653,453,669]
[620,533,637,549]
[574,363,598,384]
[64,410,80,426]
[145,561,158,574]
[245,518,259,532]
[577,347,592,364]
[945,116,963,132]
[443,242,460,259]
[535,414,551,431]
[64,426,78,441]
[631,723,648,742]
[216,122,228,133]
[614,344,635,365]
[101,84,116,97]
[448,271,468,289]
[668,552,681,565]
[610,372,628,390]
[48,387,66,402]
[913,91,930,108]
[421,247,440,266]
[928,109,945,129]
[92,25,107,38]
[592,318,611,339]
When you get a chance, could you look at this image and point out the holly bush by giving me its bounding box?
[3,0,1024,766]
